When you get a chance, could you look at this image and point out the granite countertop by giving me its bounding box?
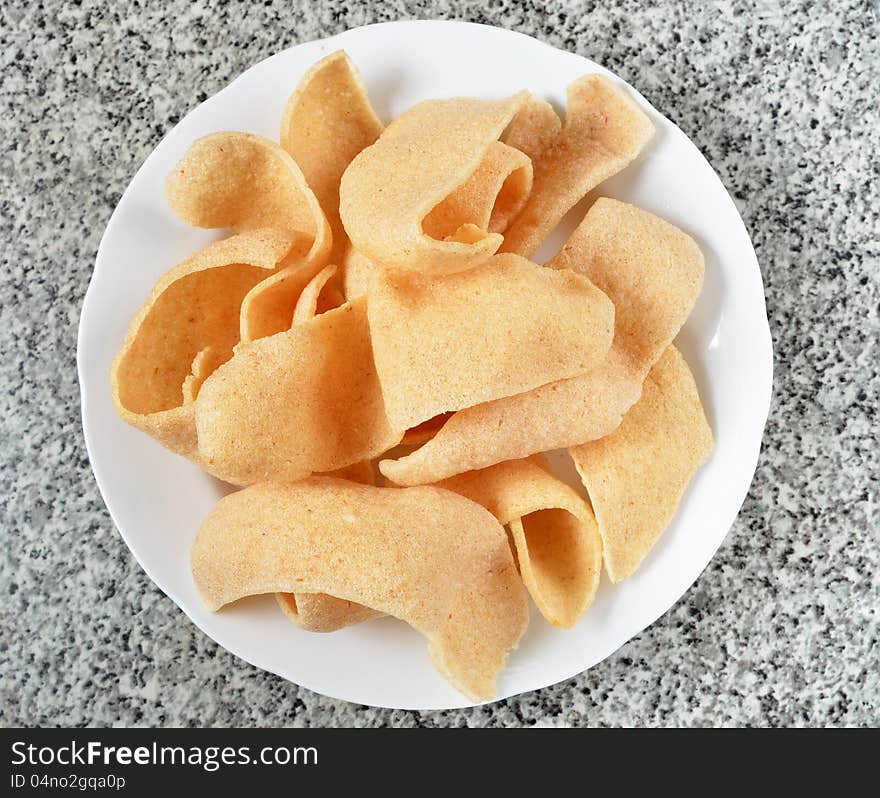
[1,1,877,727]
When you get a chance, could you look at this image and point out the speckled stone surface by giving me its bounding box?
[1,0,877,728]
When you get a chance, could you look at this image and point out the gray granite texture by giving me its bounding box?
[1,0,878,728]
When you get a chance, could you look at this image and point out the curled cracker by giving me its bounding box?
[501,75,654,258]
[423,142,533,239]
[281,51,383,263]
[292,264,341,325]
[572,346,713,582]
[501,93,562,162]
[196,297,401,485]
[111,230,295,459]
[280,438,381,633]
[166,131,331,265]
[339,93,528,274]
[279,462,382,633]
[380,198,703,485]
[436,456,602,627]
[239,243,326,343]
[368,252,614,430]
[191,478,528,701]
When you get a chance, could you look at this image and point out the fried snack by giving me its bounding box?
[368,252,615,430]
[181,346,228,404]
[435,456,602,628]
[191,478,529,701]
[279,458,381,633]
[278,289,378,632]
[501,93,561,162]
[196,297,401,485]
[380,198,703,485]
[111,230,295,459]
[342,141,536,306]
[422,142,533,239]
[281,51,384,263]
[340,245,376,300]
[166,131,332,265]
[292,263,342,324]
[339,92,527,274]
[501,75,654,258]
[379,352,642,487]
[552,200,704,367]
[326,245,456,444]
[572,346,713,582]
[239,247,326,342]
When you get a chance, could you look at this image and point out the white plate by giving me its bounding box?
[78,20,773,710]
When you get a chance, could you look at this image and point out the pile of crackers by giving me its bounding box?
[112,52,712,701]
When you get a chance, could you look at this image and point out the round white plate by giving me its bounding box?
[78,20,773,710]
